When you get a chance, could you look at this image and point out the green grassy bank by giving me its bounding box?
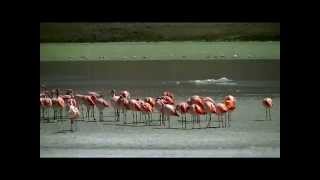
[40,23,280,42]
[40,41,280,61]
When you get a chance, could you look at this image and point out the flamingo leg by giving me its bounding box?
[125,110,127,122]
[192,115,194,128]
[80,105,84,120]
[162,113,165,126]
[70,119,74,132]
[207,113,211,128]
[85,107,88,120]
[225,113,227,128]
[181,114,183,128]
[135,112,138,124]
[185,115,187,129]
[265,108,268,121]
[269,108,271,120]
[93,106,96,121]
[228,113,231,127]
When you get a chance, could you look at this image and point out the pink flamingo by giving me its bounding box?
[203,100,217,128]
[140,101,153,125]
[163,91,175,101]
[144,97,155,124]
[155,97,166,126]
[91,94,110,122]
[187,95,205,109]
[215,103,229,128]
[128,98,143,124]
[187,104,206,128]
[136,99,146,122]
[161,104,179,128]
[61,94,76,112]
[82,95,96,121]
[51,89,65,121]
[144,97,155,107]
[67,104,80,132]
[117,96,130,122]
[262,97,272,120]
[201,96,215,104]
[224,95,236,122]
[40,94,52,121]
[161,95,175,105]
[110,89,121,121]
[120,90,130,99]
[74,94,86,120]
[176,102,189,128]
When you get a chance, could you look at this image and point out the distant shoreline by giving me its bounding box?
[40,23,280,42]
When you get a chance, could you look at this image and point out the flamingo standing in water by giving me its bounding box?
[215,103,229,128]
[201,96,215,104]
[187,104,206,128]
[140,101,153,125]
[144,97,155,124]
[155,97,167,126]
[187,95,205,109]
[74,94,86,120]
[262,97,272,120]
[224,95,236,122]
[202,100,217,128]
[51,89,65,121]
[176,102,189,128]
[117,96,130,123]
[162,104,179,128]
[91,94,110,122]
[128,99,142,124]
[40,94,52,121]
[163,91,175,102]
[110,89,120,121]
[120,90,130,99]
[67,104,80,132]
[161,95,175,105]
[82,95,96,121]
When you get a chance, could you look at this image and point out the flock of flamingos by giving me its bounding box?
[40,86,273,132]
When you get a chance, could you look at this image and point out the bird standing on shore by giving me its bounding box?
[68,104,80,132]
[262,97,272,120]
[224,95,236,124]
[162,104,179,128]
[110,89,120,121]
[215,103,229,128]
[176,102,188,128]
[187,104,205,128]
[91,94,110,122]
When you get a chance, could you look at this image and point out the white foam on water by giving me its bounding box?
[185,77,236,85]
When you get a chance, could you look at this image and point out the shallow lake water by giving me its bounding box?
[40,42,280,157]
